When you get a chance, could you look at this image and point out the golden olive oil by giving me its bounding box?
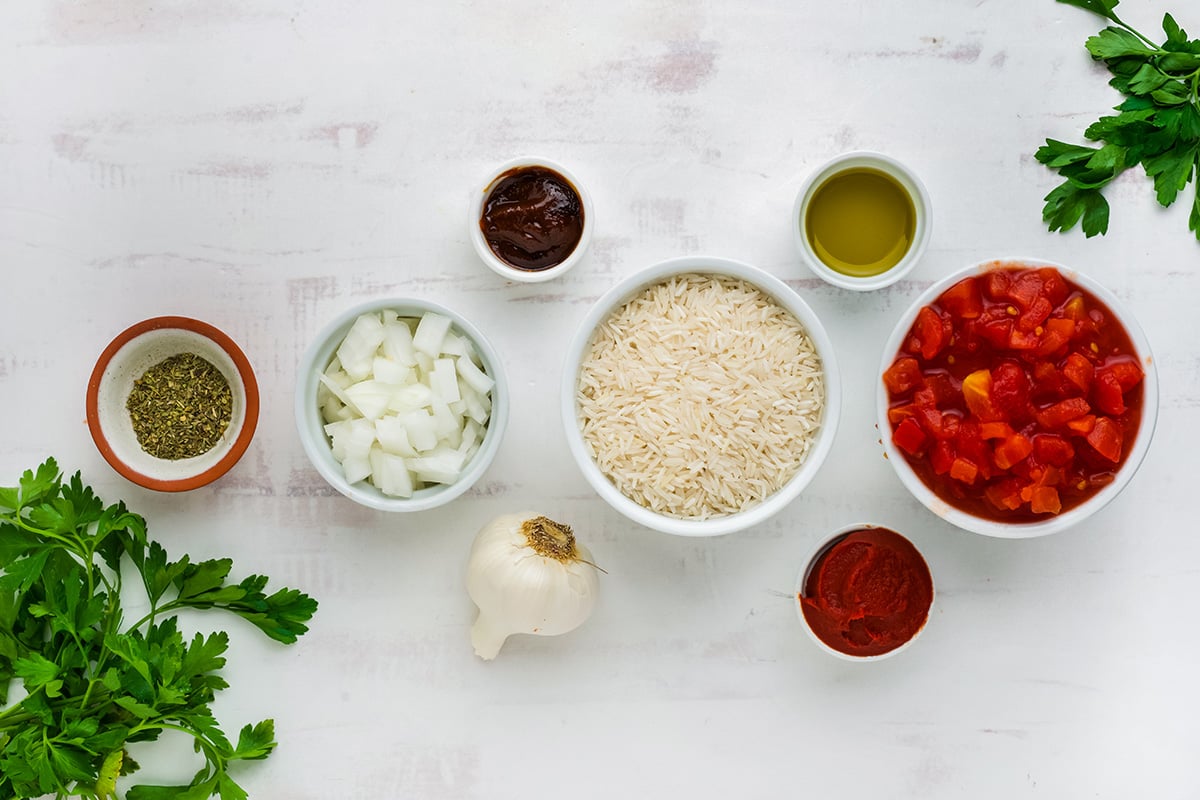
[805,168,916,278]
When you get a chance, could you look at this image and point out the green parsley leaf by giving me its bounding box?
[1059,0,1120,21]
[13,652,59,688]
[231,720,276,761]
[1043,1,1200,240]
[1086,27,1156,59]
[0,459,318,800]
[1144,143,1198,204]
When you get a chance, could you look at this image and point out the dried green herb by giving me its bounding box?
[126,353,233,460]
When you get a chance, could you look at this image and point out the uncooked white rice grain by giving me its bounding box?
[577,273,825,520]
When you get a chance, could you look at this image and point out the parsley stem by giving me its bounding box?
[8,512,75,548]
[1105,12,1157,49]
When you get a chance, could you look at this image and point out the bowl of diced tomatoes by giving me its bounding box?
[877,258,1158,538]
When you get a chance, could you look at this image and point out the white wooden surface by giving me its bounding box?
[2,1,1198,797]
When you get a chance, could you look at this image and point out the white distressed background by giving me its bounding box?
[2,1,1198,797]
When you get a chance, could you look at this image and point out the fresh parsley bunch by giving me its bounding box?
[1038,0,1200,239]
[0,459,318,800]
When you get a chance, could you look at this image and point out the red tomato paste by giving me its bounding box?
[800,528,933,658]
[883,265,1144,521]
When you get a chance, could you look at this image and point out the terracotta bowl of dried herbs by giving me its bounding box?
[86,316,259,491]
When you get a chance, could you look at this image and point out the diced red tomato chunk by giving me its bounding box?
[985,478,1024,511]
[1033,434,1075,467]
[1098,356,1143,392]
[980,422,1014,440]
[1086,417,1123,462]
[993,434,1033,470]
[1066,414,1097,436]
[1007,272,1044,311]
[990,361,1031,419]
[949,458,979,484]
[1062,353,1094,393]
[892,417,927,456]
[883,357,924,395]
[1093,371,1126,416]
[930,440,955,475]
[1018,296,1054,332]
[1036,398,1091,429]
[1036,318,1076,356]
[939,277,983,319]
[1029,486,1062,515]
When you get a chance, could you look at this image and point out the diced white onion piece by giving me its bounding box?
[337,313,386,380]
[326,369,353,389]
[409,447,465,485]
[412,313,452,358]
[382,309,398,326]
[321,394,346,424]
[319,373,360,415]
[375,417,419,457]
[455,355,494,395]
[399,409,438,452]
[388,383,432,412]
[458,420,480,454]
[430,358,461,404]
[372,356,410,385]
[369,446,414,498]
[338,418,376,461]
[324,420,351,460]
[414,352,434,379]
[449,399,467,416]
[343,380,394,421]
[382,318,417,366]
[440,332,468,359]
[430,400,459,440]
[462,338,480,366]
[463,388,489,425]
[342,454,372,484]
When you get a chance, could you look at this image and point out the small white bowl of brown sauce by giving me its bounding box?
[793,151,932,291]
[470,156,593,283]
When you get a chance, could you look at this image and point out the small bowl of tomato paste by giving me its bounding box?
[878,258,1159,538]
[796,524,934,660]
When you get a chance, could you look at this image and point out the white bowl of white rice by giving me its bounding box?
[561,256,841,536]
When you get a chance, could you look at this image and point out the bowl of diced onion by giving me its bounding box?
[295,298,508,512]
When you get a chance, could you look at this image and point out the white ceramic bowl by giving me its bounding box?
[86,316,259,492]
[469,156,593,283]
[794,523,934,661]
[793,150,932,291]
[561,255,841,537]
[295,298,509,512]
[877,257,1159,538]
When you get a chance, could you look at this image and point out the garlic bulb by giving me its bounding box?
[466,512,600,660]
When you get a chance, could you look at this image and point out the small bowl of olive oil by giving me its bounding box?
[793,151,931,291]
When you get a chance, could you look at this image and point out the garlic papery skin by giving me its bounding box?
[466,512,600,660]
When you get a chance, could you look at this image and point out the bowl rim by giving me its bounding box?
[560,255,842,537]
[85,316,260,492]
[794,522,934,661]
[876,256,1160,538]
[294,296,509,512]
[792,150,932,292]
[469,155,593,284]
